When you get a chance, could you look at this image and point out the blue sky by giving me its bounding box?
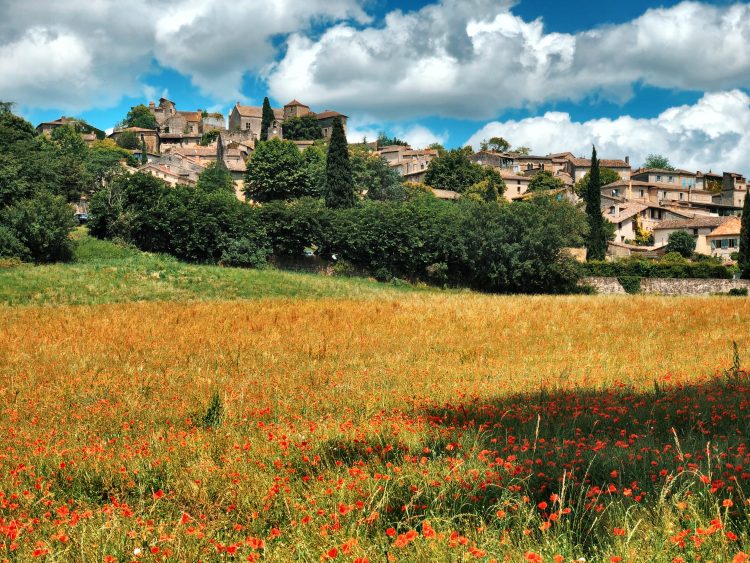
[3,0,750,171]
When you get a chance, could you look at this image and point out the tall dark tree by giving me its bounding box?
[260,97,274,142]
[324,118,356,209]
[140,139,148,164]
[584,146,607,261]
[739,194,750,278]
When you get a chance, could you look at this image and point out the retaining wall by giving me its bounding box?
[583,277,750,296]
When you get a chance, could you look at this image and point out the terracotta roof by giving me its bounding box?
[234,104,284,119]
[316,110,348,120]
[499,170,530,181]
[708,216,741,237]
[652,216,730,230]
[177,111,202,122]
[159,132,201,139]
[633,168,695,176]
[285,99,309,108]
[172,146,217,157]
[568,157,631,168]
[603,202,648,223]
[112,127,157,133]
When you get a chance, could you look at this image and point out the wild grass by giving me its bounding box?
[0,230,429,306]
[1,292,750,560]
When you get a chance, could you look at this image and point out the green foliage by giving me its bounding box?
[528,170,564,192]
[352,151,406,201]
[584,146,607,261]
[85,140,130,186]
[643,154,674,170]
[220,234,271,269]
[202,391,224,429]
[661,251,688,264]
[302,145,326,198]
[115,130,138,150]
[583,257,733,279]
[666,230,696,258]
[199,130,220,146]
[124,104,158,130]
[324,118,356,209]
[513,146,532,156]
[197,162,235,195]
[260,97,274,142]
[739,193,750,278]
[258,198,330,257]
[90,172,269,266]
[282,114,323,141]
[376,132,409,147]
[464,169,506,203]
[0,108,36,151]
[728,287,748,296]
[245,139,311,202]
[574,167,620,198]
[424,148,484,193]
[617,275,642,294]
[479,136,510,153]
[0,192,76,263]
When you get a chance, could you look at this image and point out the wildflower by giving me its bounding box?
[613,528,626,536]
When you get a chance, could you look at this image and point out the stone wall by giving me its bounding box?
[584,277,750,296]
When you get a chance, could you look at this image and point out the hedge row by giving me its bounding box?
[583,259,733,279]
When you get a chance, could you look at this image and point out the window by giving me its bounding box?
[639,189,645,198]
[517,186,521,193]
[668,176,674,183]
[682,179,686,187]
[609,206,616,215]
[679,193,684,201]
[656,175,662,182]
[729,239,737,248]
[693,229,699,236]
[722,239,729,249]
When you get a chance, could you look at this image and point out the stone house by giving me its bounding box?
[108,127,160,154]
[229,103,284,138]
[315,110,348,140]
[651,216,731,255]
[139,163,198,187]
[706,216,742,261]
[566,156,631,182]
[36,117,102,145]
[602,179,714,205]
[148,98,225,135]
[631,167,697,188]
[500,171,532,200]
[715,172,748,208]
[376,145,437,182]
[228,100,347,142]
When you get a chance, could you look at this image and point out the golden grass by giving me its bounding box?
[1,294,749,561]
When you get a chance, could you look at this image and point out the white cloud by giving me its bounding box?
[268,0,750,120]
[393,124,448,149]
[0,0,367,111]
[465,90,750,173]
[345,119,446,148]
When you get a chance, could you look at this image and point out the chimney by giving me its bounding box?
[625,156,630,165]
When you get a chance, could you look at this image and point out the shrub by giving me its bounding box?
[618,275,642,294]
[665,230,696,258]
[583,259,732,280]
[220,234,271,269]
[728,288,748,296]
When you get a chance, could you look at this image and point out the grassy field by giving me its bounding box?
[1,235,750,561]
[0,231,427,306]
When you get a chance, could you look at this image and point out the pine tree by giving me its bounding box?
[584,146,607,261]
[260,97,274,142]
[739,194,750,278]
[324,117,356,209]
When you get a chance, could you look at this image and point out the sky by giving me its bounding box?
[1,0,749,172]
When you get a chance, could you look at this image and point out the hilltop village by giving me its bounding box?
[36,97,748,262]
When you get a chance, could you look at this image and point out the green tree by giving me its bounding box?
[351,150,406,201]
[124,104,158,130]
[0,192,76,262]
[115,130,138,150]
[303,145,327,198]
[513,146,532,156]
[584,146,607,261]
[245,139,310,202]
[529,170,564,192]
[424,149,484,193]
[666,230,696,258]
[480,136,511,153]
[377,132,409,147]
[739,195,750,278]
[85,140,130,188]
[140,138,148,164]
[324,117,356,209]
[199,130,220,146]
[282,114,323,141]
[643,154,674,170]
[260,97,274,142]
[0,108,36,151]
[574,167,620,197]
[51,124,87,157]
[197,162,235,195]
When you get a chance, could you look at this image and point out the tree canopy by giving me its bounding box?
[376,132,409,147]
[666,230,696,258]
[643,154,674,170]
[574,167,620,197]
[245,139,311,202]
[282,115,323,141]
[480,137,511,153]
[424,148,485,193]
[197,162,236,195]
[324,117,356,209]
[260,97,274,142]
[124,105,158,130]
[584,146,607,261]
[529,170,564,192]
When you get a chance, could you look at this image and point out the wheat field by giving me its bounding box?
[1,295,749,561]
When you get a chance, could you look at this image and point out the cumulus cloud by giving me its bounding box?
[465,90,750,173]
[268,0,750,120]
[0,0,367,111]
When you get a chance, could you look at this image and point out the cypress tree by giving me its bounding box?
[584,146,607,260]
[140,138,148,165]
[324,117,356,209]
[260,97,274,142]
[739,194,750,278]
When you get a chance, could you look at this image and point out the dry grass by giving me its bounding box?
[1,295,749,561]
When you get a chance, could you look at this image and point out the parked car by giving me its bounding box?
[76,213,89,225]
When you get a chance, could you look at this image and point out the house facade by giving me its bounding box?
[651,216,731,255]
[228,100,347,142]
[706,216,742,261]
